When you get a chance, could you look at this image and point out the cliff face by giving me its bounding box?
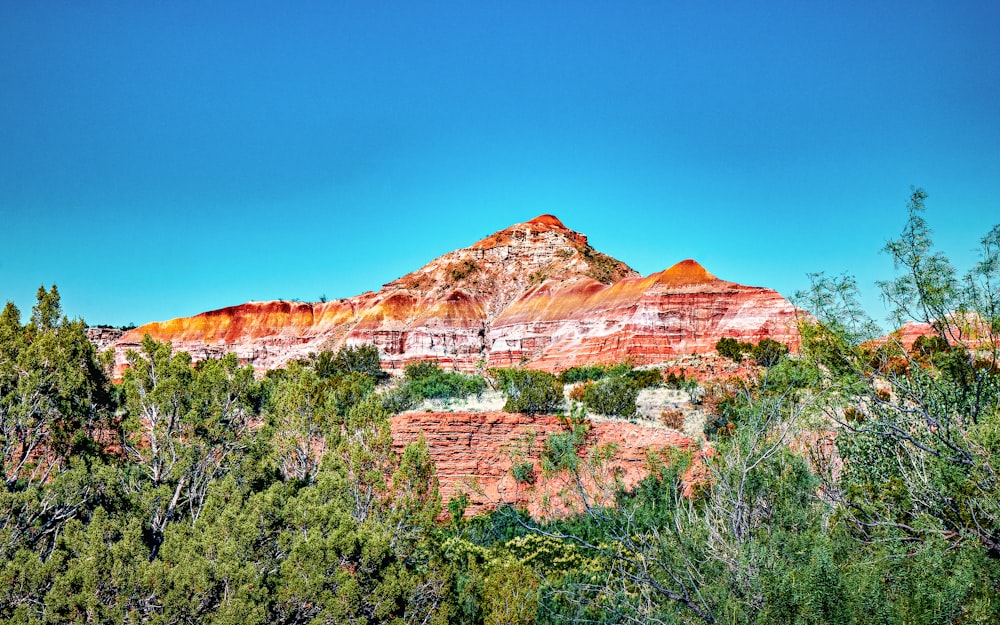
[389,411,696,517]
[105,214,798,374]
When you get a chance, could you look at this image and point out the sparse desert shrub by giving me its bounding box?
[568,382,589,403]
[449,259,479,282]
[660,408,685,430]
[581,247,629,284]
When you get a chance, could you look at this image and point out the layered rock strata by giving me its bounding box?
[389,411,696,517]
[104,215,799,374]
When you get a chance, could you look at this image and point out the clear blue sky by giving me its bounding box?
[2,1,998,328]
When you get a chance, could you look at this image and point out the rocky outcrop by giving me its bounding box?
[85,327,126,354]
[389,411,696,517]
[103,214,799,375]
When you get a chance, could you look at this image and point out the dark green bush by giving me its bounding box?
[316,343,388,381]
[404,360,487,400]
[716,337,751,361]
[381,384,421,413]
[751,338,790,367]
[558,362,632,384]
[626,368,663,389]
[489,368,565,415]
[582,375,639,417]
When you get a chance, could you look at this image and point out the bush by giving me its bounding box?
[751,338,789,367]
[511,462,536,485]
[665,370,692,389]
[716,337,789,367]
[716,337,751,361]
[660,409,685,429]
[626,368,663,389]
[404,360,486,400]
[582,375,639,417]
[316,344,387,381]
[911,334,950,360]
[381,384,421,413]
[558,363,630,384]
[489,368,565,415]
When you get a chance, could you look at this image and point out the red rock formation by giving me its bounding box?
[389,411,696,517]
[104,215,799,375]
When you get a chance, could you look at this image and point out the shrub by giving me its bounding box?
[911,334,950,360]
[665,370,688,389]
[404,360,486,400]
[626,368,663,389]
[660,409,685,429]
[489,368,565,415]
[511,462,536,485]
[541,427,586,474]
[558,362,632,384]
[582,375,639,417]
[567,382,589,403]
[316,344,387,381]
[381,384,421,413]
[751,338,789,367]
[716,337,750,361]
[331,371,377,416]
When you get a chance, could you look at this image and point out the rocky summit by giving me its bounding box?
[103,215,799,374]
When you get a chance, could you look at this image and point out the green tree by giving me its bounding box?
[121,336,260,558]
[798,189,1000,559]
[489,368,565,415]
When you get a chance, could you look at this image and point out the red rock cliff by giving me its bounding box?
[390,411,696,517]
[106,215,798,374]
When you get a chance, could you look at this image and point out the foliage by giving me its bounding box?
[798,189,1000,561]
[404,360,487,400]
[716,336,749,361]
[511,461,536,485]
[557,363,631,384]
[315,343,388,381]
[579,247,629,285]
[716,336,789,367]
[4,192,1000,625]
[750,337,789,367]
[489,368,565,415]
[581,375,639,417]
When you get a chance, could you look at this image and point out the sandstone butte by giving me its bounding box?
[86,214,802,517]
[97,214,801,376]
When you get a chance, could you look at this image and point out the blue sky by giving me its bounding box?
[2,1,998,328]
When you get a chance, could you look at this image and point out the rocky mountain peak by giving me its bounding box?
[103,215,799,375]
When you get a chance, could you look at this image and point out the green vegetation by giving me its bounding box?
[489,368,565,415]
[1,190,998,624]
[579,246,627,284]
[561,363,661,417]
[715,336,790,366]
[557,362,631,384]
[381,360,487,412]
[581,375,639,417]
